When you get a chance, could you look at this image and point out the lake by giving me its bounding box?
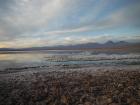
[0,50,140,73]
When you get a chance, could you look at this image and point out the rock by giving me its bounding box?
[131,102,140,105]
[61,95,69,104]
[84,101,93,105]
[73,87,80,93]
[138,90,140,96]
[112,95,119,103]
[1,69,140,105]
[114,90,120,95]
[126,98,132,104]
[118,84,124,90]
[35,100,47,105]
[80,95,87,103]
[109,103,119,105]
[96,95,109,105]
[107,98,112,104]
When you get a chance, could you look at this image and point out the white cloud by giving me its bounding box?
[0,0,70,38]
[0,0,140,48]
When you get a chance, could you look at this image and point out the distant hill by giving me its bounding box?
[0,41,140,51]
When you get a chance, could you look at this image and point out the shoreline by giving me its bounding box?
[0,65,140,105]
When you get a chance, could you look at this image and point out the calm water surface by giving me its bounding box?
[0,50,140,72]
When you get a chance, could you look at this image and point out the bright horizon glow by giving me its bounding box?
[0,0,140,48]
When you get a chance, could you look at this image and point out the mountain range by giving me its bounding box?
[0,41,140,51]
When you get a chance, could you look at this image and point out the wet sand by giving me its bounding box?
[0,65,140,105]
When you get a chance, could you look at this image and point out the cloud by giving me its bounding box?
[0,0,70,40]
[0,34,140,48]
[35,0,140,36]
[0,0,140,48]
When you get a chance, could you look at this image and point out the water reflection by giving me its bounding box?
[0,51,140,72]
[0,53,47,62]
[0,52,51,71]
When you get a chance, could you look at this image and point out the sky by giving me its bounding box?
[0,0,140,48]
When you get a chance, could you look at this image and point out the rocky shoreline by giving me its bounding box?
[0,66,140,105]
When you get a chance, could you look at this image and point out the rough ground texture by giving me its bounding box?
[0,66,140,105]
